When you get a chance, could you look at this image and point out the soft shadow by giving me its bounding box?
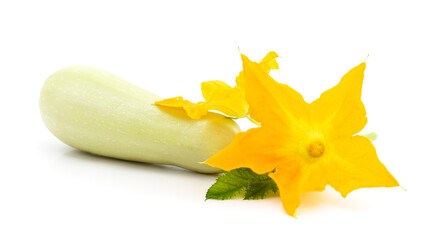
[61,149,218,178]
[57,149,368,215]
[297,188,368,215]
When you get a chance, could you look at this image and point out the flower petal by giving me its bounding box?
[268,160,302,217]
[205,127,292,174]
[235,51,279,88]
[182,102,208,120]
[325,136,399,197]
[241,54,310,132]
[155,96,191,108]
[155,97,207,120]
[200,80,249,118]
[201,80,233,100]
[259,51,280,73]
[310,63,367,139]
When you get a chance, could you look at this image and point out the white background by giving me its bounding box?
[1,0,445,239]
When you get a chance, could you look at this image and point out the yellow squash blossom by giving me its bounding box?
[155,52,279,119]
[205,54,399,217]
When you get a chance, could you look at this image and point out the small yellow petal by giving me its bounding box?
[155,97,208,120]
[259,51,280,73]
[201,81,233,101]
[200,80,248,118]
[155,96,191,108]
[183,102,208,120]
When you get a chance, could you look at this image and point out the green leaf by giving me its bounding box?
[244,180,279,200]
[205,169,249,200]
[205,168,279,201]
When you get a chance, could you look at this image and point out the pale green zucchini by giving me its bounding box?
[39,66,240,173]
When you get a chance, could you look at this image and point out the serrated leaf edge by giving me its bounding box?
[205,168,279,201]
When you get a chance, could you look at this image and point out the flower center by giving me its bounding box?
[308,140,325,158]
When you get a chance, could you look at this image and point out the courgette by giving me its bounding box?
[39,66,240,173]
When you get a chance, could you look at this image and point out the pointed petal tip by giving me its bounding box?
[202,158,224,170]
[269,51,279,58]
[359,61,367,70]
[286,210,297,218]
[201,159,216,167]
[240,53,249,61]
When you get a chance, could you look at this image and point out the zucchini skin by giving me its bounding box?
[39,66,240,173]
